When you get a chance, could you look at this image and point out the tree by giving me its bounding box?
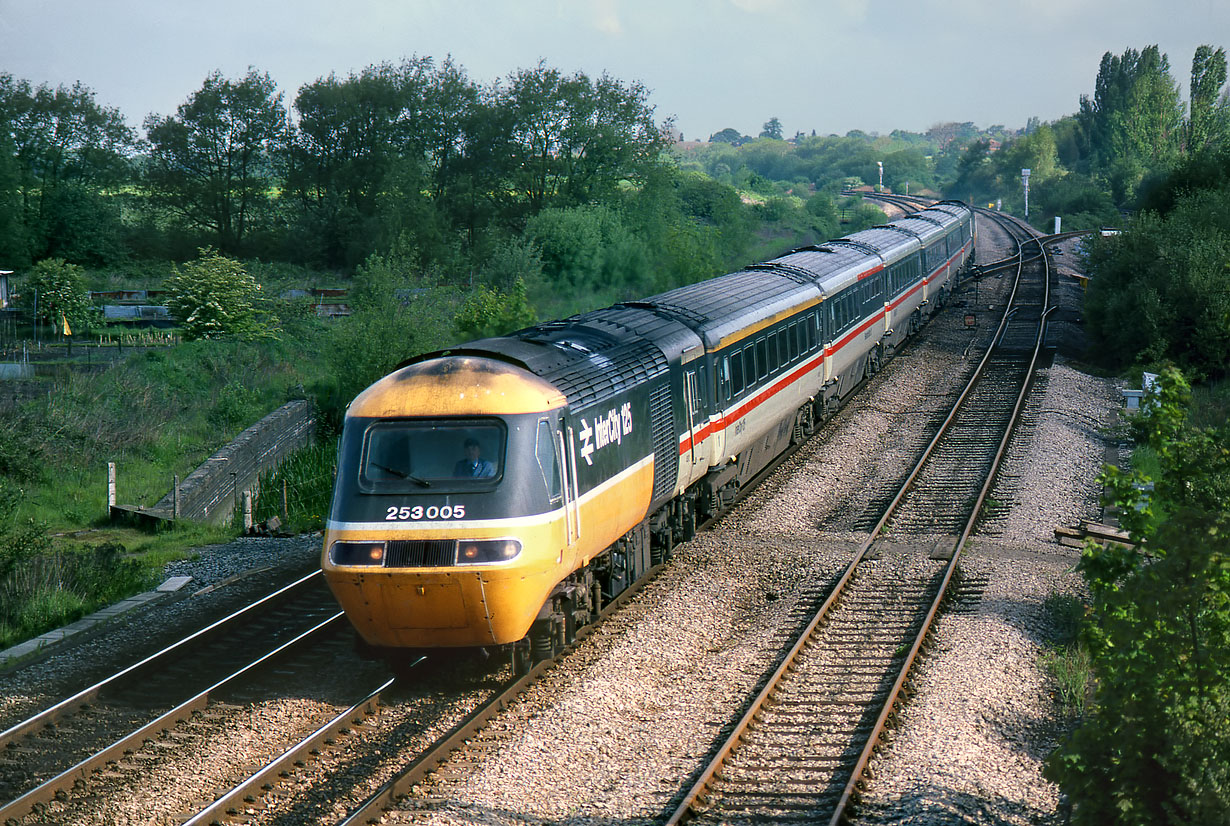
[497,62,670,213]
[163,247,275,340]
[709,127,744,145]
[285,57,485,268]
[1084,179,1230,378]
[145,69,287,253]
[1189,45,1229,154]
[21,257,94,333]
[0,74,134,264]
[1078,46,1184,202]
[455,278,536,339]
[760,117,783,140]
[325,246,455,414]
[1047,367,1230,826]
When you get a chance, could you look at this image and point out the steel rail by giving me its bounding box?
[665,208,1047,825]
[182,675,398,826]
[0,612,345,823]
[826,214,1052,824]
[0,568,326,749]
[333,561,663,826]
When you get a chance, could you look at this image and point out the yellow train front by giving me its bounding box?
[321,336,674,662]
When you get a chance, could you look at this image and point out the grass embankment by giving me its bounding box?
[0,319,337,650]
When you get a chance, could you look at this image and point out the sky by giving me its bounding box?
[3,0,1229,141]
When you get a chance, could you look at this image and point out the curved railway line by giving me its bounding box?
[663,207,1054,825]
[0,202,1069,826]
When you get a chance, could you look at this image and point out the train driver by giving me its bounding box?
[454,437,496,478]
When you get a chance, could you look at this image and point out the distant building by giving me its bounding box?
[102,305,173,327]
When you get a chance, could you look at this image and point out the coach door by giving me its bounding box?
[683,366,709,479]
[558,417,581,564]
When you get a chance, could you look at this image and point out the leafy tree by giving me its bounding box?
[1047,366,1230,826]
[0,74,134,263]
[760,117,783,140]
[498,62,670,212]
[163,247,276,340]
[880,147,934,193]
[286,57,484,268]
[949,139,997,202]
[1189,45,1230,154]
[324,246,455,415]
[925,121,980,152]
[1084,180,1230,378]
[1078,46,1184,202]
[145,69,287,253]
[455,278,536,339]
[709,127,744,145]
[21,258,94,333]
[525,203,652,295]
[0,130,26,266]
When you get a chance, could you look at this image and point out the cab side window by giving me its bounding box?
[535,419,562,504]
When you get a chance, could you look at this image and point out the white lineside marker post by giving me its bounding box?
[173,475,180,519]
[107,462,116,509]
[243,490,253,532]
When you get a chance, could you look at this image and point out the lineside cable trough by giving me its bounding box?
[108,399,316,528]
[0,576,193,671]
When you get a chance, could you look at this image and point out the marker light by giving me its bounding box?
[454,538,523,565]
[329,541,386,566]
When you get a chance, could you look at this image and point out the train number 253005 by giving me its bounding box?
[385,504,466,521]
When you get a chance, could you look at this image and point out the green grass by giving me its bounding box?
[0,540,160,650]
[253,442,336,534]
[1039,593,1093,716]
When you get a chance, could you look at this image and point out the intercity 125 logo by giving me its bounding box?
[577,402,633,465]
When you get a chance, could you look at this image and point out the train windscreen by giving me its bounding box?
[359,419,505,492]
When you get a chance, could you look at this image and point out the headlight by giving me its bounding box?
[329,541,386,566]
[455,538,522,564]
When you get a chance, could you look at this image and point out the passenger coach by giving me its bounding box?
[322,201,975,667]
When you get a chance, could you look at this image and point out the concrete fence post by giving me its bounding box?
[107,462,116,509]
[243,490,253,532]
[173,475,180,519]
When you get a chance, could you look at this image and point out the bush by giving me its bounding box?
[1046,367,1230,825]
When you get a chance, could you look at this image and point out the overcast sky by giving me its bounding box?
[3,0,1229,141]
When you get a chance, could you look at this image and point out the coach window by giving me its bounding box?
[731,350,744,395]
[721,356,732,401]
[756,338,769,380]
[743,347,756,390]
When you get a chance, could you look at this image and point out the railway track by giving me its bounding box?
[663,208,1053,825]
[0,571,348,823]
[0,202,1034,825]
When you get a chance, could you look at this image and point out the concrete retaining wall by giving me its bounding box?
[114,399,316,525]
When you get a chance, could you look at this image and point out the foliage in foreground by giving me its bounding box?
[1046,366,1230,825]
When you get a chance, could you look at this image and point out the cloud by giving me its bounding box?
[590,0,623,34]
